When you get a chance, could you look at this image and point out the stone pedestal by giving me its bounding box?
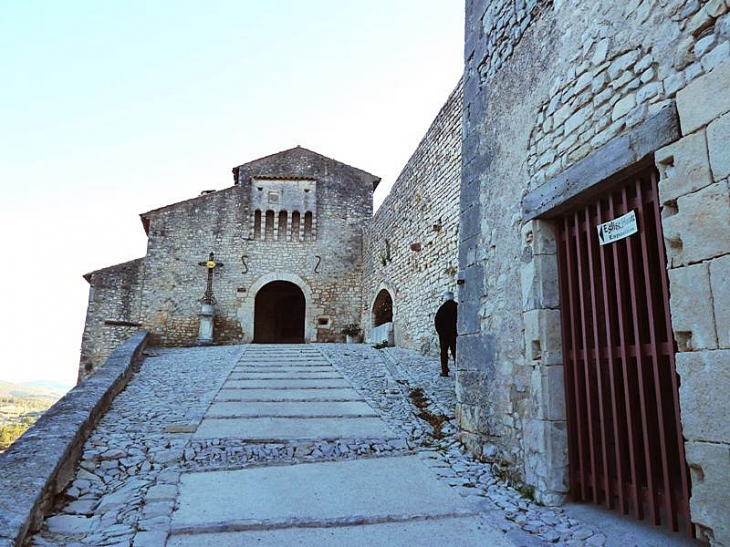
[197,304,214,346]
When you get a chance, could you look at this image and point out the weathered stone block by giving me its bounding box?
[707,111,730,180]
[676,58,730,133]
[684,441,730,545]
[523,309,563,365]
[521,253,559,312]
[656,131,712,203]
[523,418,570,499]
[676,350,730,442]
[662,181,730,267]
[710,255,730,349]
[457,332,496,374]
[668,263,718,350]
[521,219,557,255]
[530,364,567,421]
[612,93,636,121]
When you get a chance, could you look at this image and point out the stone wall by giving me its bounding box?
[0,332,148,547]
[461,0,730,539]
[657,61,730,545]
[80,259,145,381]
[362,81,462,353]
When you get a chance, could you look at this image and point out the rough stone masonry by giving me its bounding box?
[76,0,730,543]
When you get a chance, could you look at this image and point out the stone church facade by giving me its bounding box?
[80,0,729,542]
[80,147,380,378]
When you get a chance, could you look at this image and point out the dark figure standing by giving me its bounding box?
[434,291,457,377]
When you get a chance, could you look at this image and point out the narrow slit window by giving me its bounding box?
[278,210,287,241]
[253,210,262,240]
[265,210,275,241]
[291,211,301,241]
[304,211,313,241]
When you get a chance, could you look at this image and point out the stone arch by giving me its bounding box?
[367,284,396,345]
[371,287,394,327]
[238,272,315,343]
[254,281,305,342]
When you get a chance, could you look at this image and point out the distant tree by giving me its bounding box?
[0,422,30,450]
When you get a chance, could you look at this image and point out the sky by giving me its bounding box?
[0,1,464,388]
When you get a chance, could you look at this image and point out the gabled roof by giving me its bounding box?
[138,146,380,235]
[232,146,381,190]
[83,257,145,283]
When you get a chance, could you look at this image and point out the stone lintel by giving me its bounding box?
[522,105,680,220]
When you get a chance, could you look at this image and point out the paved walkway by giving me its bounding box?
[28,344,695,547]
[169,345,506,546]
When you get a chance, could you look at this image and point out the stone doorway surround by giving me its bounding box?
[519,105,681,507]
[253,281,306,343]
[238,272,316,343]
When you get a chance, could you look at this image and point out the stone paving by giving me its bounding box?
[26,343,693,546]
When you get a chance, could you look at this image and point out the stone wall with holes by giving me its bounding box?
[462,0,730,526]
[655,60,730,545]
[79,259,145,381]
[79,148,376,380]
[362,81,462,353]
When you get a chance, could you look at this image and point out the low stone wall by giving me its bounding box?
[0,331,148,547]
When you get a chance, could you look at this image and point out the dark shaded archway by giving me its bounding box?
[254,281,305,343]
[372,289,393,327]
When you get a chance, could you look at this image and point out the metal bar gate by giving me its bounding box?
[555,165,693,535]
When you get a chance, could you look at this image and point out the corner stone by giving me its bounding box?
[710,255,730,349]
[676,350,730,442]
[676,58,730,133]
[685,441,730,545]
[656,131,713,203]
[668,262,718,350]
[707,111,730,180]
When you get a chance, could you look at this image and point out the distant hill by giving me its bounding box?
[0,380,67,400]
[21,380,73,395]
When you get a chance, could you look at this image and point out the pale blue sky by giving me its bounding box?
[0,1,463,387]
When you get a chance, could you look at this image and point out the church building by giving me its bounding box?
[79,146,380,380]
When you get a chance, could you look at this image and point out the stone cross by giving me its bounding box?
[198,252,224,305]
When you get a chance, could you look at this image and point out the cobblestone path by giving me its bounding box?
[27,344,691,546]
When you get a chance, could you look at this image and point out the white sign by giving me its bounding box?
[597,210,638,245]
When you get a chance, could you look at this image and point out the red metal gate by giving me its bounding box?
[555,165,693,534]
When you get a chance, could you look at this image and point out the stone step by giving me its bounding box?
[222,379,351,389]
[193,416,396,440]
[168,516,508,547]
[169,456,508,547]
[228,372,341,380]
[215,388,363,401]
[206,401,378,418]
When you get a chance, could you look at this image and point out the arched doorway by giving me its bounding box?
[254,281,305,343]
[372,289,393,326]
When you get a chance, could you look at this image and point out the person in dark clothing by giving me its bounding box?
[434,291,457,377]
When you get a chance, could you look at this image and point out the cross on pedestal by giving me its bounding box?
[198,252,224,305]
